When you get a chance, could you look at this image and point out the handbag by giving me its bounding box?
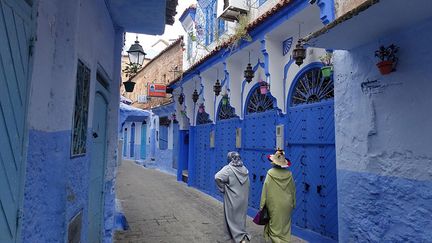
[253,205,270,225]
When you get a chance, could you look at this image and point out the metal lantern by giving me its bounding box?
[123,80,136,92]
[192,89,199,103]
[293,39,306,66]
[244,63,254,83]
[127,36,146,66]
[213,79,222,96]
[178,92,185,105]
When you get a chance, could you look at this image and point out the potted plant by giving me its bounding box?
[375,44,398,75]
[319,52,333,79]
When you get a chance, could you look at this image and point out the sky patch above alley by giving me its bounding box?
[124,0,197,59]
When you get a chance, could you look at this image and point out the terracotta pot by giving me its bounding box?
[376,61,394,75]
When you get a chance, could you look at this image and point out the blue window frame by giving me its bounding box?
[202,0,217,45]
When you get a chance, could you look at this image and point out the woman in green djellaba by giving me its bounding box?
[260,149,296,243]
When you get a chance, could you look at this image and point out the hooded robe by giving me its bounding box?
[260,167,296,243]
[215,164,251,242]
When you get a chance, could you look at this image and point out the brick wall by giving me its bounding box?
[122,38,184,110]
[120,55,150,96]
[334,0,368,17]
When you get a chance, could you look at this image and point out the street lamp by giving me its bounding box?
[127,36,146,66]
[123,36,146,92]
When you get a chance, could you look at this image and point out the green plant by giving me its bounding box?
[319,52,333,66]
[122,62,142,78]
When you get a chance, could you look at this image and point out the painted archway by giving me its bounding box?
[285,63,338,240]
[242,83,281,209]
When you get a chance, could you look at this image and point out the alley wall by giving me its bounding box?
[333,16,432,242]
[22,0,121,242]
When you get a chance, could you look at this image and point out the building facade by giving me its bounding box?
[171,0,337,242]
[120,37,183,174]
[170,0,432,242]
[305,0,432,242]
[0,0,176,242]
[122,37,184,110]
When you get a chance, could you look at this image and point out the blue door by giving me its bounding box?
[194,123,214,193]
[242,86,278,209]
[88,82,109,243]
[123,128,127,157]
[130,123,135,158]
[0,0,32,241]
[214,99,240,197]
[286,66,337,240]
[140,122,146,160]
[172,122,179,169]
[159,125,168,150]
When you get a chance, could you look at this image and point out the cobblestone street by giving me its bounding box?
[114,160,306,243]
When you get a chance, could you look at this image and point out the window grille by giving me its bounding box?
[246,87,274,114]
[217,99,238,120]
[71,60,91,156]
[290,67,334,107]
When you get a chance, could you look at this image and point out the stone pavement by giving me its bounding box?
[114,160,306,243]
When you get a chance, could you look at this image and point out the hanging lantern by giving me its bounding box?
[178,92,184,105]
[127,36,146,66]
[192,89,199,103]
[222,94,229,106]
[293,39,306,66]
[259,80,269,95]
[213,79,222,96]
[123,80,136,92]
[244,63,254,83]
[198,103,205,113]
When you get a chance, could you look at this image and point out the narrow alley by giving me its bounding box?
[114,161,305,243]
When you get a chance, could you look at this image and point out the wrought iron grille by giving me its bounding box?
[246,87,274,114]
[291,67,334,106]
[217,100,238,120]
[72,60,91,156]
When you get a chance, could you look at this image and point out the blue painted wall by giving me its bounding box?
[22,130,91,243]
[334,16,432,242]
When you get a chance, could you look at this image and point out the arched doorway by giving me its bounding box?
[213,97,240,198]
[286,64,338,240]
[242,84,280,209]
[193,107,213,192]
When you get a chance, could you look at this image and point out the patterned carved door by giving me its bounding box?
[0,0,33,241]
[194,123,214,193]
[213,100,240,197]
[286,66,338,240]
[242,86,278,209]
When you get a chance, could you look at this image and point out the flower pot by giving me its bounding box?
[123,80,136,92]
[376,61,394,75]
[321,66,333,79]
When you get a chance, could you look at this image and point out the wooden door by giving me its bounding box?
[0,0,33,242]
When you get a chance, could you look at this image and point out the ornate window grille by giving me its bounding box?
[290,67,334,107]
[217,99,238,121]
[71,60,91,156]
[246,87,274,114]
